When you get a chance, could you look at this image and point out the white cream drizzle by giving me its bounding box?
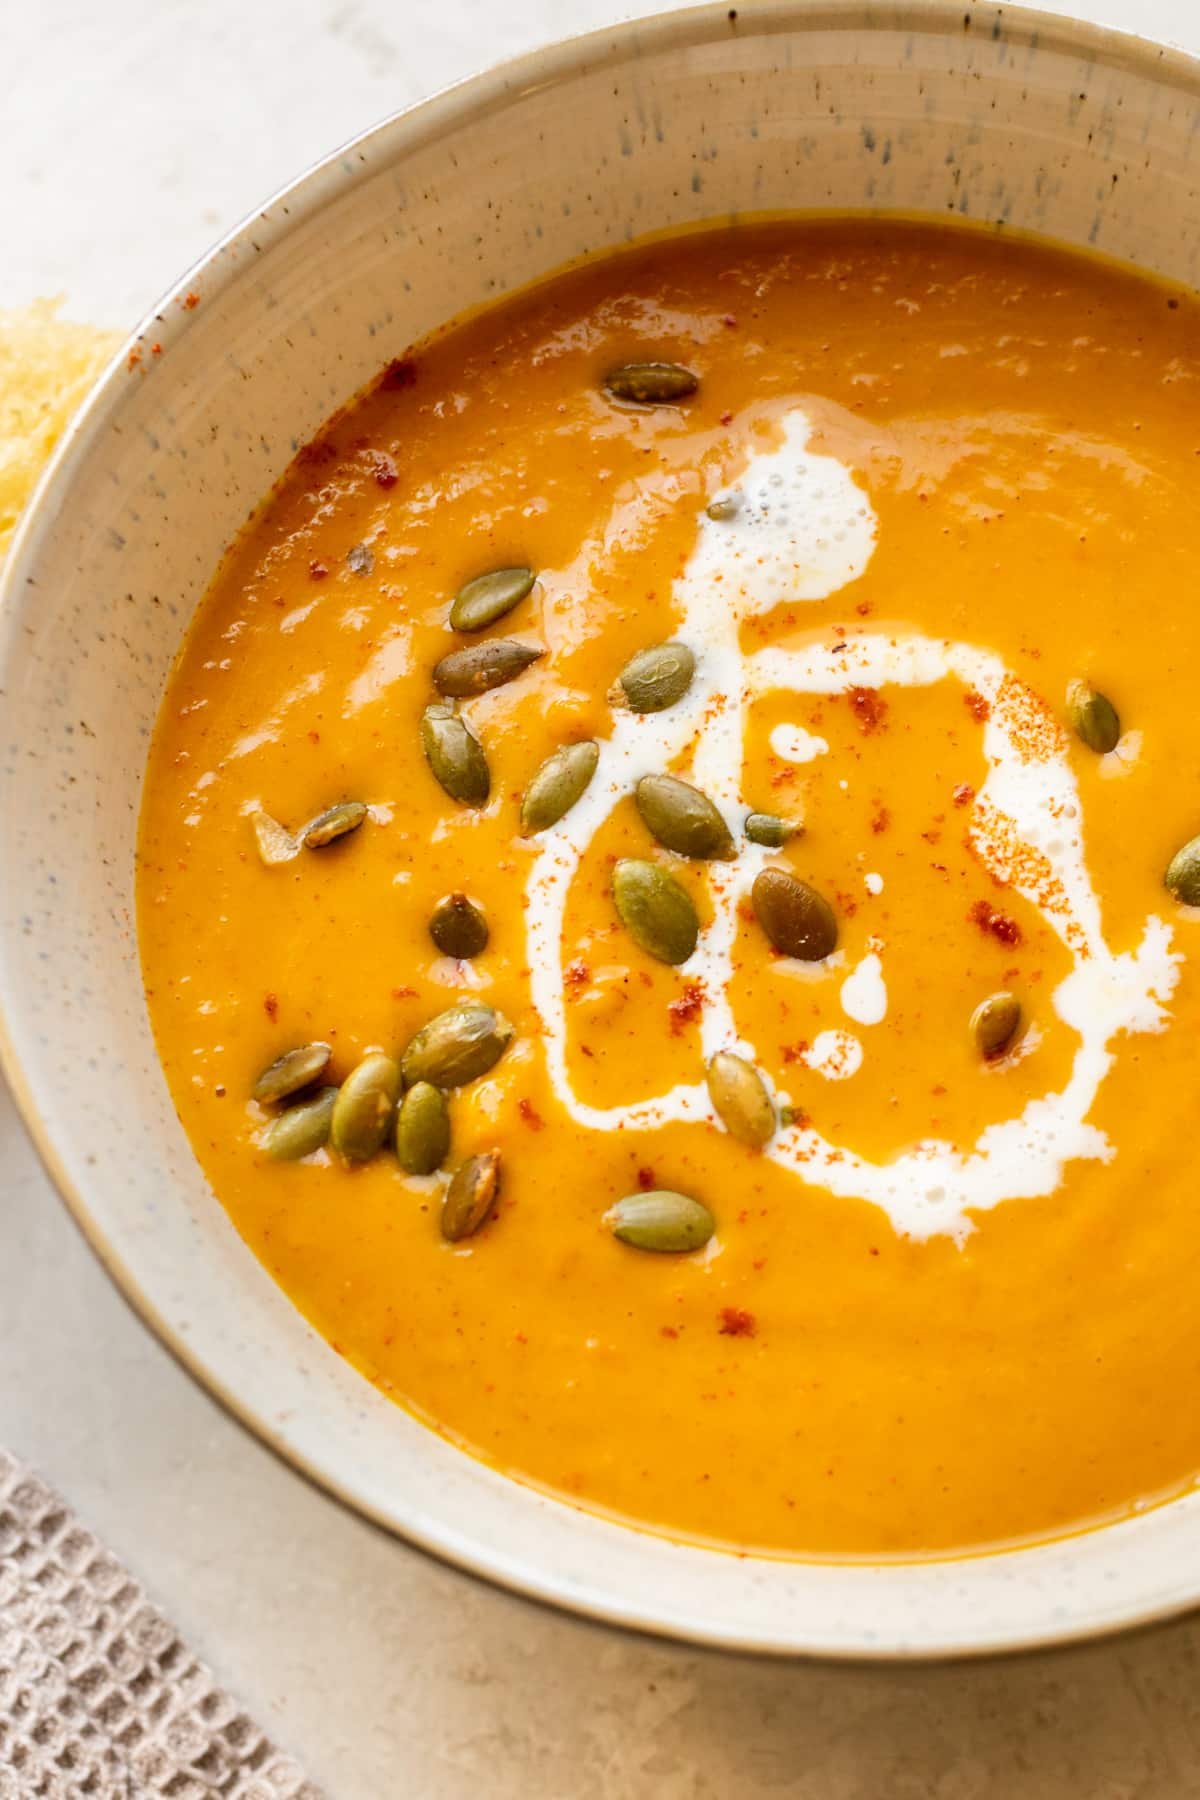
[769,723,828,763]
[840,952,888,1026]
[806,1030,865,1081]
[523,409,1180,1242]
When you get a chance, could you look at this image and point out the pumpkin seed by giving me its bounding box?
[1165,835,1200,906]
[429,892,489,959]
[395,1081,451,1176]
[421,702,490,806]
[401,1002,514,1089]
[1066,680,1121,755]
[603,362,699,405]
[441,1150,502,1242]
[606,1190,715,1253]
[706,1052,775,1148]
[330,1052,401,1162]
[253,1040,332,1105]
[520,740,599,834]
[301,800,368,849]
[971,992,1022,1060]
[745,811,800,848]
[616,642,695,714]
[752,867,838,961]
[251,810,299,867]
[433,640,543,698]
[612,859,699,965]
[705,493,742,522]
[635,774,735,861]
[450,566,536,633]
[261,1086,338,1161]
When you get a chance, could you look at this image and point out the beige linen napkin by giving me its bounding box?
[0,1449,322,1798]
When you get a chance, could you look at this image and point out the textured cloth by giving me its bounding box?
[0,1449,322,1798]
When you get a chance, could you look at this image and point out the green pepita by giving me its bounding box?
[329,1052,401,1162]
[421,702,490,806]
[260,1086,338,1161]
[752,867,838,961]
[429,892,489,959]
[441,1150,502,1242]
[1166,835,1200,906]
[635,774,735,861]
[1066,680,1121,755]
[615,642,695,714]
[520,741,599,834]
[253,1040,332,1105]
[450,567,536,633]
[745,811,800,848]
[705,493,742,522]
[301,800,368,849]
[612,859,699,966]
[395,1081,451,1176]
[971,992,1022,1060]
[603,362,699,405]
[251,810,299,867]
[433,640,543,697]
[706,1052,775,1148]
[607,1190,715,1253]
[401,1002,514,1089]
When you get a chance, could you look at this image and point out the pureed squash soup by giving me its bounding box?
[138,219,1200,1558]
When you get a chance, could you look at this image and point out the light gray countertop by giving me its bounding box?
[6,1,1200,1792]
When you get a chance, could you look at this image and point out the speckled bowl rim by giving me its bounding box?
[6,0,1200,1662]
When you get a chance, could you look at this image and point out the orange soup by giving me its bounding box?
[138,220,1200,1557]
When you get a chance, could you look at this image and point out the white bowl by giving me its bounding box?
[5,0,1200,1659]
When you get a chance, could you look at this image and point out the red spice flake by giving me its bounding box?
[781,1039,810,1065]
[580,1044,595,1058]
[870,807,891,834]
[921,829,942,846]
[368,450,399,489]
[382,357,418,390]
[391,985,417,1000]
[718,1307,757,1338]
[848,686,887,732]
[667,981,705,1033]
[564,958,590,996]
[308,729,320,745]
[150,342,163,356]
[637,1166,656,1190]
[723,314,739,328]
[855,600,873,617]
[970,898,1022,946]
[263,992,278,1021]
[835,891,859,918]
[661,1325,679,1339]
[308,559,329,581]
[952,782,975,808]
[297,437,338,467]
[964,688,991,723]
[517,1098,545,1131]
[182,291,200,310]
[719,410,733,426]
[126,346,142,370]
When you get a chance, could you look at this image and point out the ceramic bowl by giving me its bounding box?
[5,0,1200,1659]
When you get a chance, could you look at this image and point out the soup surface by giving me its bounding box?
[139,220,1200,1557]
